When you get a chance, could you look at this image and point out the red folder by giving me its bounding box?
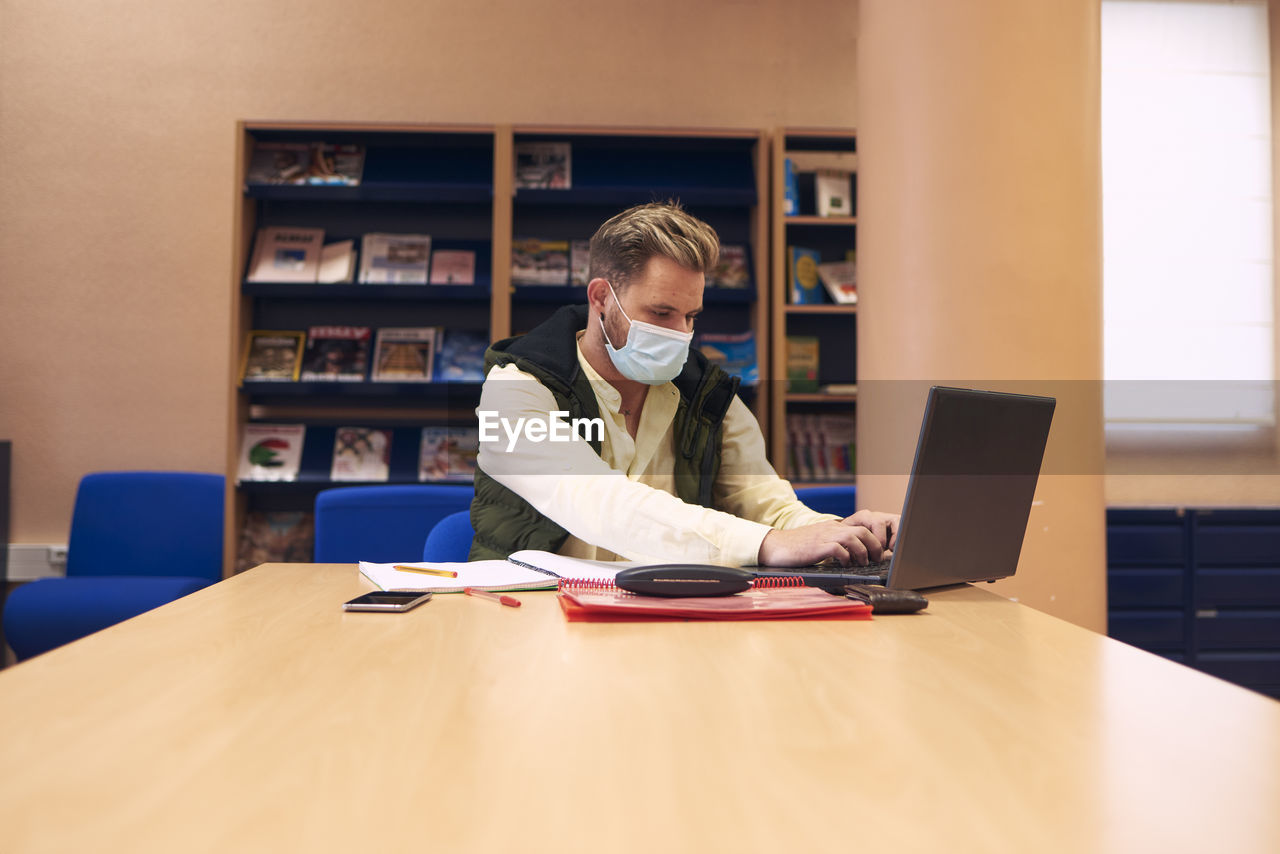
[557,584,873,622]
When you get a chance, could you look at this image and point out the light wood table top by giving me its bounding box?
[0,563,1277,853]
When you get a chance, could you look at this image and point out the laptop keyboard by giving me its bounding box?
[792,559,892,580]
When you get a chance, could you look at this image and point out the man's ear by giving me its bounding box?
[586,277,612,313]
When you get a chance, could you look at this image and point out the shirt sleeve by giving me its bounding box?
[712,396,842,529]
[475,364,774,566]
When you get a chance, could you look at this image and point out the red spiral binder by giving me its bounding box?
[749,575,805,589]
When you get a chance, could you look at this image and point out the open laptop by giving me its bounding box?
[755,386,1056,591]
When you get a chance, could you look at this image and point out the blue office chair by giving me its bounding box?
[421,510,475,562]
[313,484,474,563]
[3,471,224,661]
[796,484,858,518]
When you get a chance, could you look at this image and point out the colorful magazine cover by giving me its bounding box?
[330,427,392,481]
[418,426,480,482]
[696,331,758,385]
[433,330,489,382]
[235,510,314,573]
[372,327,438,382]
[300,326,372,381]
[236,424,306,482]
[240,331,305,382]
[512,238,570,285]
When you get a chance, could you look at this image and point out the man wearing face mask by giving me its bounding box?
[470,202,899,567]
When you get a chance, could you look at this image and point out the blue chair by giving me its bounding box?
[313,484,474,563]
[3,471,224,661]
[421,510,475,562]
[796,484,858,518]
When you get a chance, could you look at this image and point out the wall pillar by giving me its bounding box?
[856,0,1107,630]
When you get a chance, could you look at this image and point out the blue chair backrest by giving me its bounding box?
[795,485,858,519]
[67,472,224,581]
[422,510,475,562]
[314,484,474,563]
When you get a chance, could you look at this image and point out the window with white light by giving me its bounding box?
[1102,0,1275,433]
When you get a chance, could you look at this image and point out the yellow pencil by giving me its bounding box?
[394,565,458,578]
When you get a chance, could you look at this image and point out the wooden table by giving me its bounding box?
[0,563,1277,853]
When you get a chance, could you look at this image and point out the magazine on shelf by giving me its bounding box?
[371,327,438,382]
[788,246,824,304]
[816,259,857,305]
[785,335,820,393]
[330,427,392,482]
[246,227,326,283]
[569,240,591,286]
[317,239,357,284]
[514,141,571,189]
[235,510,314,573]
[816,169,853,217]
[696,331,757,385]
[418,426,479,482]
[300,326,371,381]
[359,233,432,284]
[788,414,856,482]
[512,238,570,285]
[240,330,305,382]
[433,330,488,382]
[245,141,364,186]
[428,249,477,285]
[236,423,306,482]
[707,244,750,288]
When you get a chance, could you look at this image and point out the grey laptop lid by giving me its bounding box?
[884,386,1056,590]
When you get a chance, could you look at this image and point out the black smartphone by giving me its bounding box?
[342,591,434,612]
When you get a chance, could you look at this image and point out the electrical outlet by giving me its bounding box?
[48,545,68,567]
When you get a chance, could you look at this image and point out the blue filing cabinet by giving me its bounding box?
[1107,508,1280,699]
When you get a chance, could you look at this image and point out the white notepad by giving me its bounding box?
[358,550,639,593]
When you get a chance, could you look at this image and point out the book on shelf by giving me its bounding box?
[788,246,824,304]
[235,510,314,573]
[317,239,357,284]
[371,327,438,382]
[512,238,570,285]
[569,240,591,286]
[788,414,857,483]
[359,233,432,284]
[816,259,857,305]
[330,427,392,482]
[816,169,853,217]
[784,158,799,216]
[433,330,489,381]
[707,244,750,288]
[785,335,820,393]
[696,331,757,385]
[418,426,479,482]
[240,330,305,382]
[245,141,364,186]
[428,249,476,285]
[247,227,326,283]
[300,326,371,381]
[819,383,858,396]
[236,423,306,482]
[514,141,572,189]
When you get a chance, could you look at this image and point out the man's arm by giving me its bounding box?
[476,365,772,565]
[713,398,899,566]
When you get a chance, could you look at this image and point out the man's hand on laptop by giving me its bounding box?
[757,511,900,567]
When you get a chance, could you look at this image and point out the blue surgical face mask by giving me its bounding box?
[599,281,693,385]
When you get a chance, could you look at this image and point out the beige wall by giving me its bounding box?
[0,0,859,542]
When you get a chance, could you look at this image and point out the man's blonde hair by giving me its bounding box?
[588,201,720,290]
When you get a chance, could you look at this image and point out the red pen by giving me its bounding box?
[464,587,521,608]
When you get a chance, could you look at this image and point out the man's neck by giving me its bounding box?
[580,316,649,403]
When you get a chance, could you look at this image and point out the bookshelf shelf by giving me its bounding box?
[784,304,857,315]
[785,215,857,227]
[229,123,770,575]
[770,128,859,483]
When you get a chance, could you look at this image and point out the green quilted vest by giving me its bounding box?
[469,304,740,561]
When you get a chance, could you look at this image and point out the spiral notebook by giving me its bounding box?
[358,549,642,593]
[557,577,873,622]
